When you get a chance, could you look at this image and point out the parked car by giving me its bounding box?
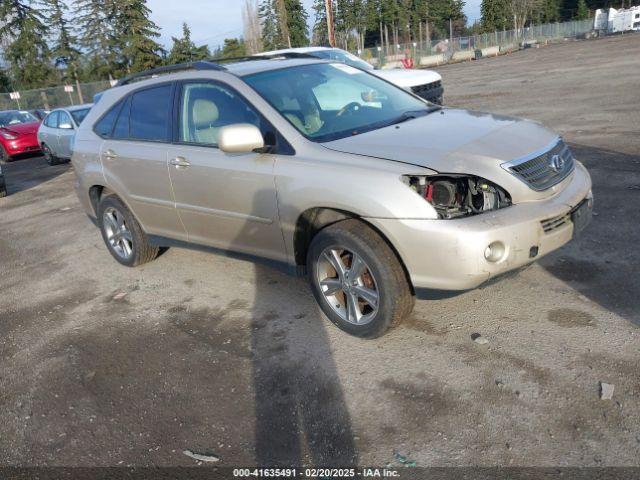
[38,104,93,165]
[0,163,6,198]
[256,47,444,104]
[0,110,42,162]
[29,108,50,122]
[72,59,592,338]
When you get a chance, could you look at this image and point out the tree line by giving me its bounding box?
[0,0,624,93]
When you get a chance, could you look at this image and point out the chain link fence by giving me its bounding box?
[359,19,595,69]
[0,80,113,111]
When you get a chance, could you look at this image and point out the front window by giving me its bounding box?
[0,111,38,127]
[311,49,374,71]
[178,82,263,146]
[244,63,437,142]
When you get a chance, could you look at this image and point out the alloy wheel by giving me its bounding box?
[102,207,134,260]
[316,247,379,325]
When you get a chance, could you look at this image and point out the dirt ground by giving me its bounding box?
[1,34,639,469]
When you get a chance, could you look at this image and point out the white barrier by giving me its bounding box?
[451,50,474,62]
[481,46,500,57]
[419,54,446,67]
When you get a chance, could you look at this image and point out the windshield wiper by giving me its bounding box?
[386,107,441,127]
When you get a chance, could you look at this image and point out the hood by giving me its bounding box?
[1,122,40,135]
[322,109,562,200]
[371,68,441,88]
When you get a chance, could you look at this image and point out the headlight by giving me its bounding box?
[402,174,512,219]
[0,129,18,140]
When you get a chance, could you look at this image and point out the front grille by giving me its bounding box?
[411,80,442,102]
[503,140,575,191]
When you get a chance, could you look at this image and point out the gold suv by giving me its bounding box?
[72,59,592,338]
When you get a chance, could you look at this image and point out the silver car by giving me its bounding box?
[38,104,93,165]
[71,59,592,338]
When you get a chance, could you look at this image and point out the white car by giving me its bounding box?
[38,104,93,165]
[256,47,444,104]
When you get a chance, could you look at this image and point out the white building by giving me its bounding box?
[594,5,640,33]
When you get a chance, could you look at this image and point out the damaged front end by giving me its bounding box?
[402,174,512,219]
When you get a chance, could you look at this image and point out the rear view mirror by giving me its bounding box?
[218,124,265,153]
[361,90,387,103]
[59,122,73,130]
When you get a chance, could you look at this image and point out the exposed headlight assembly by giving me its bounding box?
[403,174,512,219]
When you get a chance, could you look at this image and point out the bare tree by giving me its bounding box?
[243,0,263,54]
[510,0,541,37]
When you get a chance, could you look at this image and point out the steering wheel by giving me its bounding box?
[336,102,362,118]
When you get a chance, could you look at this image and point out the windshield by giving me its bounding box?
[310,49,374,70]
[0,111,38,127]
[244,63,436,142]
[70,108,90,126]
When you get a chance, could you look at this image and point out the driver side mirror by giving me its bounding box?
[218,123,265,154]
[59,122,74,130]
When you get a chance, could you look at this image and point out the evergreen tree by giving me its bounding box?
[113,0,164,74]
[285,0,309,47]
[168,23,210,64]
[0,0,54,89]
[218,38,247,58]
[0,69,12,93]
[44,0,81,84]
[312,0,329,45]
[74,0,118,80]
[259,0,281,49]
[481,0,512,31]
[575,0,589,19]
[259,0,308,49]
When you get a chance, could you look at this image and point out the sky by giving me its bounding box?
[148,0,482,51]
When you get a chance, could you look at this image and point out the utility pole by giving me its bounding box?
[325,0,335,47]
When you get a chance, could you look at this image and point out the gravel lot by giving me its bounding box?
[1,34,639,468]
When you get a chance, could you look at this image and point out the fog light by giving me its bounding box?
[484,241,506,263]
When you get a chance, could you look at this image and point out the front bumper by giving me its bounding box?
[3,135,41,156]
[368,161,592,292]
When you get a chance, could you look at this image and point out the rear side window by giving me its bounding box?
[94,101,123,137]
[129,85,172,141]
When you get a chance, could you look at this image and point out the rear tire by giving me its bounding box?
[97,195,159,267]
[42,143,58,166]
[307,219,414,338]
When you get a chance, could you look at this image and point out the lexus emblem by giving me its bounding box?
[550,154,565,172]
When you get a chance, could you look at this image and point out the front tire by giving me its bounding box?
[97,195,159,267]
[0,144,10,164]
[307,219,414,338]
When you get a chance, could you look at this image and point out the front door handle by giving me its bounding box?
[104,149,118,159]
[170,157,191,168]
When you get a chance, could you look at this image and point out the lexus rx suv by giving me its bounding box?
[71,59,592,338]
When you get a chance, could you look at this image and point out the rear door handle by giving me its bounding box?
[170,157,190,168]
[104,149,118,159]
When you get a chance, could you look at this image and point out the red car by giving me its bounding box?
[0,110,42,162]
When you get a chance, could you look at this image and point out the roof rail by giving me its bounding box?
[115,61,226,87]
[208,52,321,64]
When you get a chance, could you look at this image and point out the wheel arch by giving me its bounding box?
[293,207,415,294]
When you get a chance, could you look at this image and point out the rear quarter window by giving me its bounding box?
[129,84,173,141]
[94,101,124,138]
